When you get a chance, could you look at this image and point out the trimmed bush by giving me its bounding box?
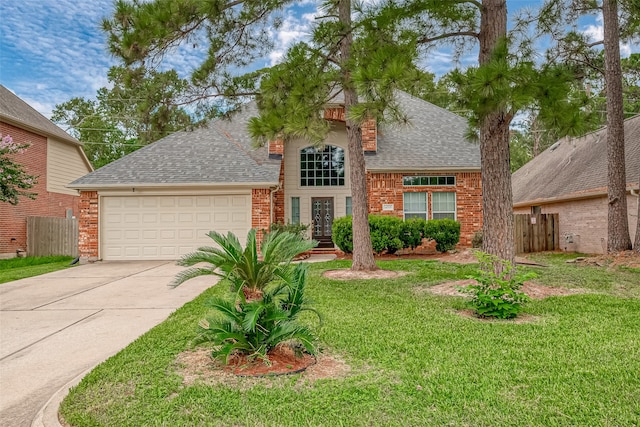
[400,218,427,249]
[369,215,404,254]
[423,218,461,253]
[471,230,483,248]
[332,216,353,253]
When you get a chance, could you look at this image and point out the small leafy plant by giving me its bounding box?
[460,252,533,319]
[197,263,321,363]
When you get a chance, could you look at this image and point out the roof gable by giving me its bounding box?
[512,115,640,205]
[0,85,81,145]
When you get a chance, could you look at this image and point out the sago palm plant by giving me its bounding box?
[171,229,317,300]
[197,263,322,363]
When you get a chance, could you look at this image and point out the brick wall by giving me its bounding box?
[366,171,482,247]
[362,118,376,153]
[273,161,285,224]
[252,188,272,245]
[0,122,80,257]
[515,194,639,254]
[268,138,284,158]
[78,191,99,261]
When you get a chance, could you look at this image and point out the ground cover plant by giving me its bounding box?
[60,254,640,426]
[0,255,74,284]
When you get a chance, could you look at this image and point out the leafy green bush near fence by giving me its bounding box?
[332,215,461,254]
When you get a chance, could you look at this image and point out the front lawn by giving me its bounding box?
[60,254,640,426]
[0,256,75,284]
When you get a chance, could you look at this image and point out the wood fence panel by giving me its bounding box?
[514,213,559,254]
[27,217,79,257]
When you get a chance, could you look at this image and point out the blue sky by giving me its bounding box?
[0,0,635,120]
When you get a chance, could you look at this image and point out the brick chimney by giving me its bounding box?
[362,117,377,154]
[268,137,284,159]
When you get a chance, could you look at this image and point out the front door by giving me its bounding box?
[311,197,334,248]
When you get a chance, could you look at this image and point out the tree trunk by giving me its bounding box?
[635,173,640,252]
[603,0,632,252]
[339,0,377,271]
[478,0,515,268]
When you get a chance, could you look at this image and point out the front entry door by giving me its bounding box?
[312,197,334,248]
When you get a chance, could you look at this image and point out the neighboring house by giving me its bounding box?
[512,115,640,254]
[70,91,482,261]
[0,85,93,258]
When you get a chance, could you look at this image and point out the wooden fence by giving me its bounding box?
[27,216,79,257]
[514,213,559,254]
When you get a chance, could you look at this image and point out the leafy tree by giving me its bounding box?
[391,0,594,269]
[0,134,37,205]
[52,66,195,168]
[536,0,640,252]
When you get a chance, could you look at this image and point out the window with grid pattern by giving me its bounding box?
[300,145,345,187]
[403,192,427,220]
[432,192,456,219]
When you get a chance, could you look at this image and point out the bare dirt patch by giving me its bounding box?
[418,279,586,299]
[174,347,351,388]
[322,269,408,280]
[569,251,640,269]
[336,248,480,264]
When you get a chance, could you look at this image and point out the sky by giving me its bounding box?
[0,0,636,121]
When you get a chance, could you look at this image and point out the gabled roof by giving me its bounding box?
[512,115,640,206]
[368,91,480,171]
[0,85,81,146]
[70,103,281,188]
[70,90,479,189]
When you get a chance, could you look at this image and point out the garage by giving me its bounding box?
[101,194,251,260]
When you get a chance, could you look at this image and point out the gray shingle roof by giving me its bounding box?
[71,90,479,189]
[512,115,640,205]
[70,102,280,188]
[367,91,480,170]
[0,85,81,145]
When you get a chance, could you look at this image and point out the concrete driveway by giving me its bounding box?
[0,261,216,427]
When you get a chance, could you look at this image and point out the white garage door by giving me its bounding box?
[101,194,251,260]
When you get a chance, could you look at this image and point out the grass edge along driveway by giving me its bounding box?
[0,256,75,284]
[60,255,640,427]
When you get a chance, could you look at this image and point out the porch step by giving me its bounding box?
[309,247,339,255]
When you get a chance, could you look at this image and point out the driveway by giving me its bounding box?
[0,261,216,427]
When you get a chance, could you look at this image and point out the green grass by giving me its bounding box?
[0,256,75,283]
[60,255,640,426]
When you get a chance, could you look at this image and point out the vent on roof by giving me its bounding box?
[549,141,561,151]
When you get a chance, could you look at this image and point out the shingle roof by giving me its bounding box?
[70,90,479,189]
[512,115,640,205]
[0,85,81,145]
[69,103,281,188]
[367,91,480,170]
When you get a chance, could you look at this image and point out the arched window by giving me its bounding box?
[300,145,345,187]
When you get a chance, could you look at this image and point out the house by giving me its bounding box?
[512,115,640,254]
[69,91,482,262]
[0,85,93,258]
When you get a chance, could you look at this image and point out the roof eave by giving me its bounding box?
[513,183,640,207]
[1,113,82,146]
[366,166,481,173]
[68,181,279,191]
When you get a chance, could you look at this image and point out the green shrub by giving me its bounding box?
[424,218,461,252]
[459,252,533,319]
[332,216,353,253]
[369,215,404,254]
[268,222,310,239]
[400,218,427,249]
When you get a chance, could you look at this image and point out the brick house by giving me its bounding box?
[70,91,482,261]
[0,85,93,258]
[512,115,640,254]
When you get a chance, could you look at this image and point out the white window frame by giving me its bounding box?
[431,192,456,220]
[403,192,427,220]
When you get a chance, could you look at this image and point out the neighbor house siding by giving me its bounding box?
[47,138,91,196]
[367,171,482,247]
[0,122,81,257]
[515,194,639,254]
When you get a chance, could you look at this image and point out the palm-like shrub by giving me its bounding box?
[197,263,321,363]
[171,229,317,300]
